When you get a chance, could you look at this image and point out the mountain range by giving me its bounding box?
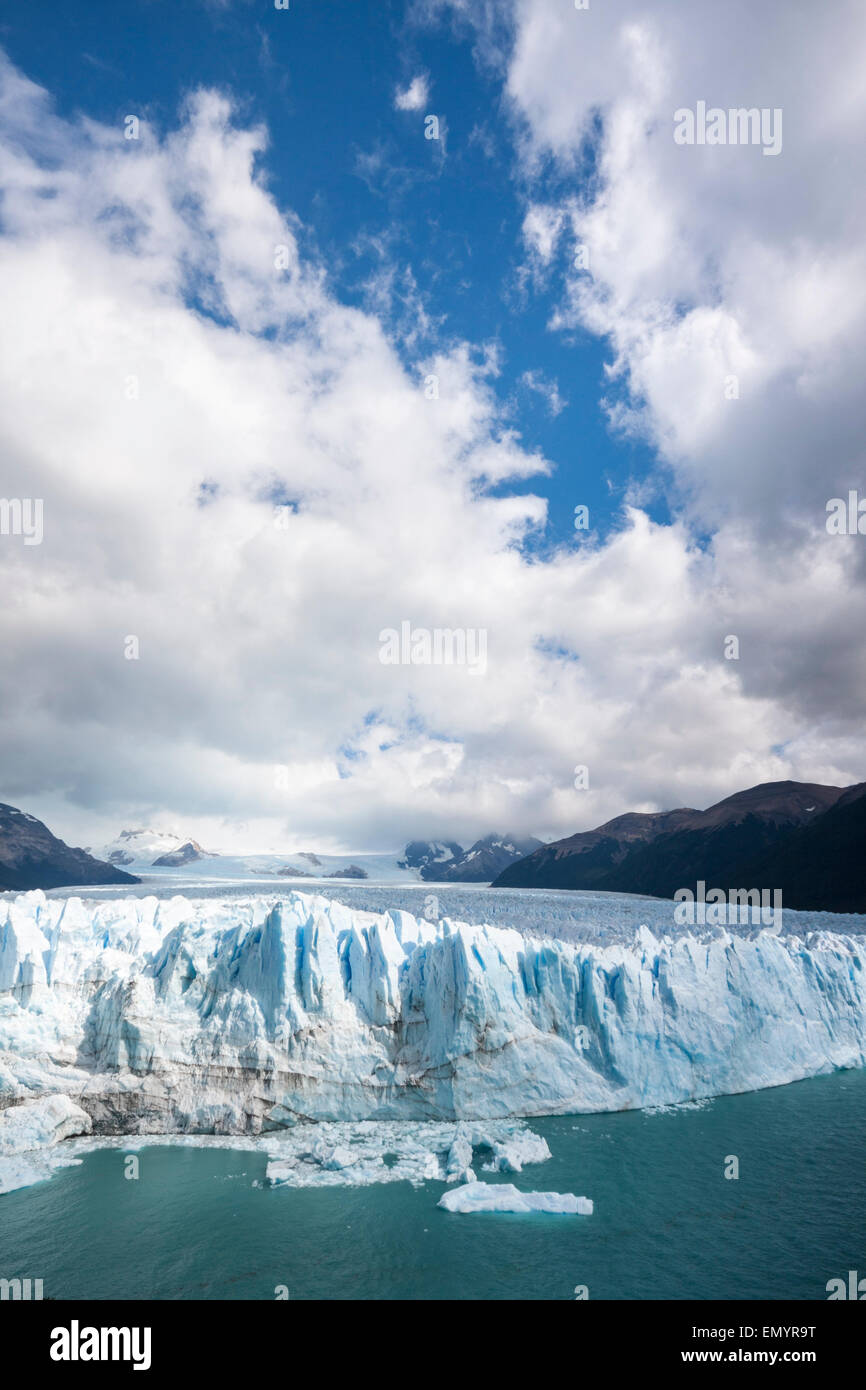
[493,780,866,913]
[3,785,863,909]
[0,810,542,891]
[398,834,544,883]
[99,828,543,883]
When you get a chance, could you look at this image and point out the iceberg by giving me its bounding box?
[480,1130,552,1173]
[0,888,864,1144]
[438,1181,592,1215]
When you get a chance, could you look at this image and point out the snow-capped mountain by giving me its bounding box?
[401,834,545,882]
[98,828,213,869]
[92,829,539,884]
[431,834,546,883]
[1,889,863,1135]
[97,829,398,880]
[398,840,464,874]
[151,840,211,867]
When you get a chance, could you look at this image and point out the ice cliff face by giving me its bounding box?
[0,889,864,1134]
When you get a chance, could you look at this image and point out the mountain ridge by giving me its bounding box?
[399,833,545,882]
[0,804,140,892]
[493,780,866,912]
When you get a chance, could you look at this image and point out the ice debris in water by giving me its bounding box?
[263,1119,550,1189]
[438,1181,593,1216]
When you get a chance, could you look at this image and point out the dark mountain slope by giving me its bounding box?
[428,833,545,883]
[0,803,140,891]
[493,781,858,910]
[492,808,698,890]
[733,783,866,913]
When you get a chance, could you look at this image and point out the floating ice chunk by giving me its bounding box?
[265,1162,296,1186]
[311,1140,359,1170]
[445,1126,474,1182]
[479,1130,552,1173]
[438,1181,592,1215]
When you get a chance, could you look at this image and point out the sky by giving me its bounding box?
[0,0,864,855]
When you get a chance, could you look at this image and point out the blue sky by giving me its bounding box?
[0,0,863,853]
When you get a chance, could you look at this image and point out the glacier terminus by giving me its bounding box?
[0,888,864,1148]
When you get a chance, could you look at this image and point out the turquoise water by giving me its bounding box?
[1,1070,864,1300]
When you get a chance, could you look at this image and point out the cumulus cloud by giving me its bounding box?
[0,33,863,855]
[431,0,866,756]
[489,0,866,524]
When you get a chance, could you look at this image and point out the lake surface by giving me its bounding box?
[2,1069,864,1300]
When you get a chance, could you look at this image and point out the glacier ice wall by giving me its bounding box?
[0,889,864,1132]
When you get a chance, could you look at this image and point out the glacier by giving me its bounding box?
[1,887,865,1156]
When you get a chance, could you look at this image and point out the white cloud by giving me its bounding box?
[394,74,430,112]
[0,40,863,856]
[521,203,564,266]
[519,369,567,417]
[432,0,866,762]
[485,0,866,529]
